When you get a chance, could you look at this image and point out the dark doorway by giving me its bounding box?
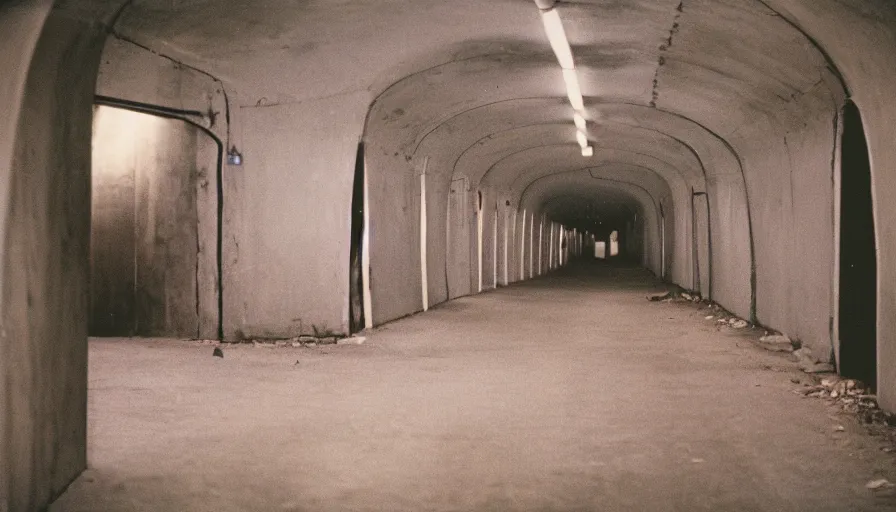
[349,142,367,333]
[838,101,877,389]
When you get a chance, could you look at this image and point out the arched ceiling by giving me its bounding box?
[62,0,856,229]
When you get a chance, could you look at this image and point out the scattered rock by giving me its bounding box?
[760,334,791,344]
[291,342,303,348]
[866,479,894,490]
[298,335,317,344]
[294,360,300,365]
[835,425,846,432]
[802,363,836,374]
[705,315,714,320]
[648,292,672,302]
[791,378,801,384]
[681,293,693,301]
[212,347,224,358]
[337,336,366,346]
[730,319,748,329]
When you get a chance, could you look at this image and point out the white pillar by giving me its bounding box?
[419,158,428,311]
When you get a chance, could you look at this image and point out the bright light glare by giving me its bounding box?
[581,145,594,157]
[573,112,587,131]
[562,68,585,111]
[541,9,575,70]
[576,130,588,148]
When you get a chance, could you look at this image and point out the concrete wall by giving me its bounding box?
[91,106,216,338]
[224,95,367,338]
[0,8,106,511]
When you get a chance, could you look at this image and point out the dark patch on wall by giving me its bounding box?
[650,1,683,108]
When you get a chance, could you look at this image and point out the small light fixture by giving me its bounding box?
[582,145,594,157]
[227,145,243,166]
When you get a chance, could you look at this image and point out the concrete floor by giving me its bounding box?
[52,261,896,511]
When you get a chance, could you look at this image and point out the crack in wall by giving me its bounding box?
[650,1,684,108]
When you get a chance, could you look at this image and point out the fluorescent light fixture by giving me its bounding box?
[541,9,575,70]
[576,130,588,148]
[581,145,594,157]
[573,112,587,131]
[563,68,585,111]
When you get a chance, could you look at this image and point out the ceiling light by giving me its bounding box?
[576,130,588,148]
[563,68,585,111]
[582,146,594,157]
[541,9,574,70]
[574,112,587,131]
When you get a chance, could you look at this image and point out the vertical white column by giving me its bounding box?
[529,214,535,278]
[503,204,509,285]
[362,160,373,329]
[477,192,483,292]
[519,210,526,281]
[493,205,498,288]
[537,219,543,275]
[419,157,429,311]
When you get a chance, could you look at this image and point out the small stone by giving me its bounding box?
[213,347,223,358]
[337,336,366,346]
[790,378,801,384]
[291,342,303,348]
[881,447,894,453]
[866,479,894,490]
[648,292,671,302]
[705,315,714,320]
[831,390,840,398]
[731,319,748,329]
[835,425,845,432]
[802,363,835,374]
[821,377,841,389]
[760,334,791,343]
[681,293,693,301]
[690,458,705,463]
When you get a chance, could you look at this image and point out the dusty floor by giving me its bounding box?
[52,261,896,511]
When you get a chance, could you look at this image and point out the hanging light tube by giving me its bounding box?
[541,9,575,70]
[576,130,588,148]
[574,112,587,131]
[562,68,585,111]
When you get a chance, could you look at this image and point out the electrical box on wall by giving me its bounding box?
[227,145,243,166]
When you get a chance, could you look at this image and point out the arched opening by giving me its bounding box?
[349,142,369,333]
[838,101,877,389]
[89,105,222,339]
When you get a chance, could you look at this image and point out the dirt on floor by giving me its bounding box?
[51,261,896,511]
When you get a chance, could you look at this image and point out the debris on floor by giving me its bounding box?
[730,319,748,329]
[792,347,835,373]
[866,479,894,490]
[213,347,224,358]
[647,291,672,301]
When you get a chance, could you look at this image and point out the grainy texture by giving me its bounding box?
[53,262,896,511]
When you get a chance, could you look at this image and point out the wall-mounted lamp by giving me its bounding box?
[227,145,243,166]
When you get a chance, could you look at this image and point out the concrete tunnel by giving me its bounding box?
[2,0,896,509]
